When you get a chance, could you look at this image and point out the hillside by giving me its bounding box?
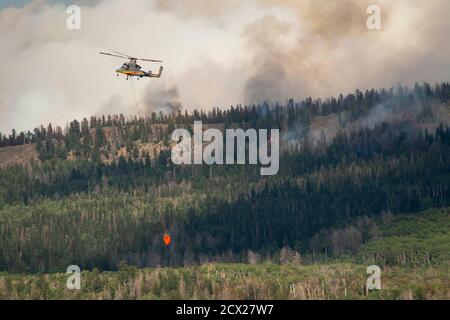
[0,208,447,300]
[0,82,449,300]
[0,144,38,169]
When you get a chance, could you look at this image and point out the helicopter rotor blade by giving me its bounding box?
[110,50,134,59]
[138,58,163,63]
[99,52,129,59]
[100,51,163,63]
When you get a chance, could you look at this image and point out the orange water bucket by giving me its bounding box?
[163,234,172,246]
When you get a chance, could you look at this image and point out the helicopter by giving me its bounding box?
[99,50,163,80]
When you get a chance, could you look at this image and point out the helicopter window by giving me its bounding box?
[122,64,128,69]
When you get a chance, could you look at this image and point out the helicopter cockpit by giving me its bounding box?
[121,63,129,70]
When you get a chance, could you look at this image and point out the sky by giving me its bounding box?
[0,0,449,133]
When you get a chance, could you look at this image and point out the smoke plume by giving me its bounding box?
[142,84,182,116]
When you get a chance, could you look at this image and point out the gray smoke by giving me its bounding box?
[242,0,450,104]
[142,85,182,116]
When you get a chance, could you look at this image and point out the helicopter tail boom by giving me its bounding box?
[149,66,163,78]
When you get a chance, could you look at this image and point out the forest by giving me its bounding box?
[0,82,449,299]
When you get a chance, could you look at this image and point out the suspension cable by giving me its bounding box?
[130,77,140,118]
